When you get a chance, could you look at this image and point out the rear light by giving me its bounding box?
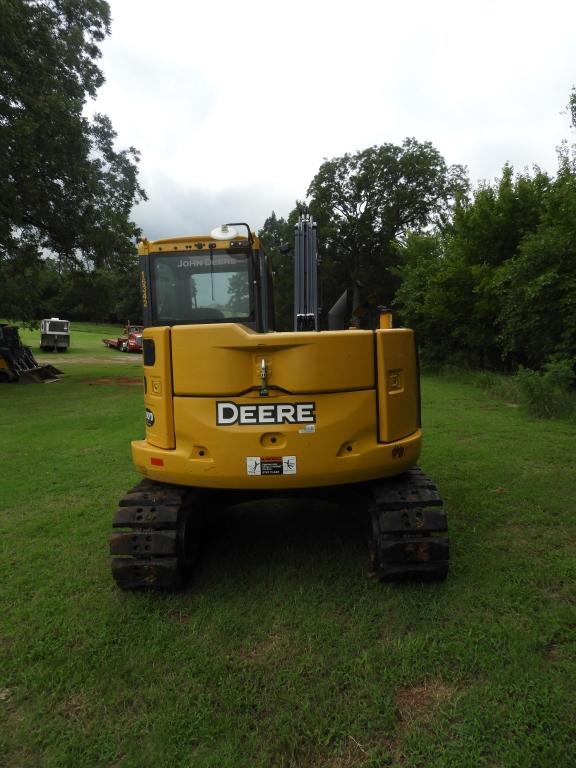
[151,457,164,466]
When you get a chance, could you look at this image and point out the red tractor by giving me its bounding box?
[103,324,144,353]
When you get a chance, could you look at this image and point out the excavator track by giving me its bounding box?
[367,467,449,581]
[110,479,203,590]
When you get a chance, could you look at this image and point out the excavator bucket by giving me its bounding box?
[0,324,63,383]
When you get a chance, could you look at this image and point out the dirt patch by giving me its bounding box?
[36,354,140,365]
[542,582,576,605]
[543,643,562,662]
[84,377,142,386]
[395,679,455,725]
[59,692,90,723]
[237,632,282,663]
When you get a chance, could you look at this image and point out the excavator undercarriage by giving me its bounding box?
[110,468,448,590]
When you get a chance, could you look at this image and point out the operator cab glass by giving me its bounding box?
[151,251,253,326]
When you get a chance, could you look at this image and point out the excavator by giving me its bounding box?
[109,215,448,589]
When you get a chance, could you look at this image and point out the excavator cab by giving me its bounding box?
[140,223,275,333]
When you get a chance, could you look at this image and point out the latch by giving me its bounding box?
[259,358,269,397]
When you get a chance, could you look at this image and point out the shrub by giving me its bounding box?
[515,357,575,419]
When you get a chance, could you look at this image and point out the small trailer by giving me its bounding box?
[40,318,70,351]
[103,324,144,353]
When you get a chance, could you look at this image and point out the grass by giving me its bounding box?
[1,342,575,767]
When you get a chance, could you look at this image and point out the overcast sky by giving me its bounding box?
[89,0,576,240]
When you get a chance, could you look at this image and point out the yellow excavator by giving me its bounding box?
[110,215,448,589]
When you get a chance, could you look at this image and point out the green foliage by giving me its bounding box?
[0,0,146,321]
[450,164,549,268]
[496,163,576,369]
[394,232,499,368]
[306,139,468,314]
[3,257,142,325]
[395,160,576,372]
[55,264,141,323]
[515,358,576,419]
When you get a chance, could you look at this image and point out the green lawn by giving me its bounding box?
[1,354,575,767]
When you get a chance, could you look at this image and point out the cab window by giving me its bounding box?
[151,252,252,325]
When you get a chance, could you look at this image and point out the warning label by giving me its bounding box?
[246,456,297,476]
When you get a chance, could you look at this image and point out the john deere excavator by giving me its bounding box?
[110,215,448,589]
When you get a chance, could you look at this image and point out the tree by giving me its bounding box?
[448,164,550,268]
[0,0,146,321]
[306,139,468,313]
[395,163,565,370]
[496,159,576,369]
[395,231,501,368]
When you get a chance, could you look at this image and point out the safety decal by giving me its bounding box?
[246,456,297,476]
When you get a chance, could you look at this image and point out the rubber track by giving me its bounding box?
[368,467,449,581]
[110,479,197,590]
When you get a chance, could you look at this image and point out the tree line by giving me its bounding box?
[395,152,576,374]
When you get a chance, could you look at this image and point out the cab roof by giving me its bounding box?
[138,234,261,256]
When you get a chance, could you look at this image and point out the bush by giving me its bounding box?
[475,370,521,403]
[515,358,576,419]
